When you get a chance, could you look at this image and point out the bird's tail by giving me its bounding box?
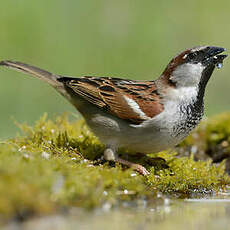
[0,60,62,88]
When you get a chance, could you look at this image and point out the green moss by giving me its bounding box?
[0,113,229,221]
[180,113,230,165]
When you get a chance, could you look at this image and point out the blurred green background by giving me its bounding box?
[0,0,229,139]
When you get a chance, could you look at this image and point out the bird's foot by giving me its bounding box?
[104,148,150,176]
[115,157,150,176]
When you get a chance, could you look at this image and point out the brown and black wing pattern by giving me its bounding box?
[58,76,164,124]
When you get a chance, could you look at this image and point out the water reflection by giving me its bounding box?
[4,195,230,230]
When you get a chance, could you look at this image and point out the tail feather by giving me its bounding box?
[0,60,61,88]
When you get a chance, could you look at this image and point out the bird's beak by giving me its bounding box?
[205,46,227,68]
[206,46,226,57]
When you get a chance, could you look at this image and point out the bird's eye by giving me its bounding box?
[188,52,197,60]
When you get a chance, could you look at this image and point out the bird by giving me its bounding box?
[0,46,227,175]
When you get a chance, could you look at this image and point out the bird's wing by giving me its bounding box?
[58,76,164,124]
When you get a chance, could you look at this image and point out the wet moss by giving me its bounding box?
[0,113,229,221]
[179,113,230,172]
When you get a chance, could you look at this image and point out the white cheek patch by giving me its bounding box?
[123,96,148,119]
[171,63,205,87]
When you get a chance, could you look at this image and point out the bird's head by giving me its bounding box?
[161,46,227,89]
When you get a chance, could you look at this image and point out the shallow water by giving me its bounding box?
[4,194,230,230]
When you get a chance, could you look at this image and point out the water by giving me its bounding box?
[3,194,230,230]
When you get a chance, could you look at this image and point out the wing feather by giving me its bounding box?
[59,76,164,124]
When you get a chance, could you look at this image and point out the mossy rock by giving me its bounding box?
[0,113,229,221]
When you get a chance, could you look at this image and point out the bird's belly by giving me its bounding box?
[86,112,181,153]
[120,126,184,153]
[85,101,202,154]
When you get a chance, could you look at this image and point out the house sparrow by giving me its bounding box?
[0,46,227,175]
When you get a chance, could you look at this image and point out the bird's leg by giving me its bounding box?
[103,148,117,161]
[103,147,150,176]
[115,157,150,176]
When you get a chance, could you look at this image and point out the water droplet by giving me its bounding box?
[217,62,223,69]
